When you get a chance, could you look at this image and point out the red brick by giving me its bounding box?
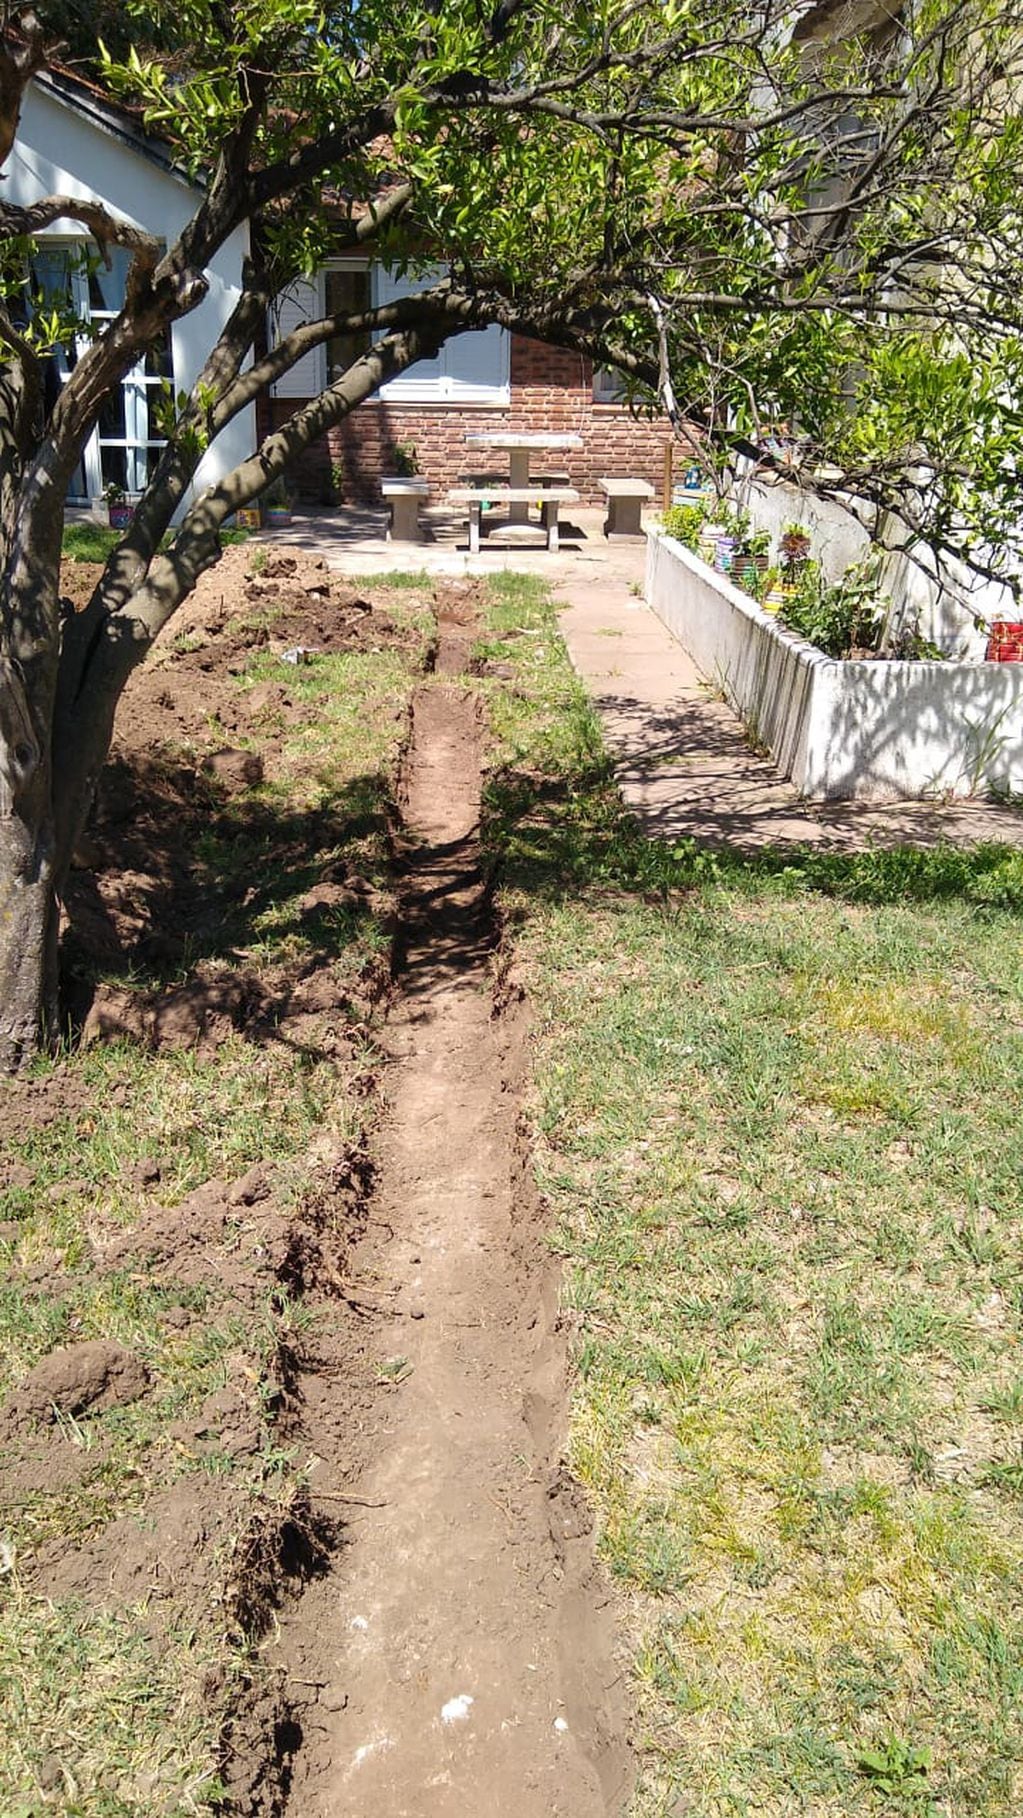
[258,332,694,507]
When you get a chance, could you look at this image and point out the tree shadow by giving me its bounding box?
[61,748,398,1053]
[482,743,1023,916]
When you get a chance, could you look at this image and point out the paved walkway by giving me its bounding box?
[280,507,1023,853]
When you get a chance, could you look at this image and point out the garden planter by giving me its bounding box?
[264,506,293,529]
[234,507,262,529]
[985,622,1023,662]
[108,502,136,530]
[714,535,736,573]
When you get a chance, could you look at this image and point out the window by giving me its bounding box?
[373,266,510,405]
[325,264,371,383]
[593,365,627,404]
[271,262,511,405]
[29,241,170,501]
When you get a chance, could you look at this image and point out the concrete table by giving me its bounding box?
[464,432,583,526]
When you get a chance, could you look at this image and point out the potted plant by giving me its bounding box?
[734,526,772,594]
[761,565,785,610]
[263,478,294,529]
[780,522,812,570]
[102,481,136,530]
[390,440,419,478]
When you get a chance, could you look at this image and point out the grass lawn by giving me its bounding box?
[61,521,251,564]
[479,573,1023,1818]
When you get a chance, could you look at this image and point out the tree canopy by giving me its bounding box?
[2,0,1023,1063]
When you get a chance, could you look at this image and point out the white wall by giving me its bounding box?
[646,530,1023,799]
[8,82,254,500]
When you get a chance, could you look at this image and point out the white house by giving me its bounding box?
[6,66,254,508]
[8,67,670,512]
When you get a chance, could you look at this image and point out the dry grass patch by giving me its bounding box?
[480,575,1023,1818]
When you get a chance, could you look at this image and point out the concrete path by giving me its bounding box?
[278,506,1023,852]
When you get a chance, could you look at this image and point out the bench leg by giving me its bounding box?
[468,500,481,555]
[545,504,560,553]
[606,496,644,538]
[387,496,424,542]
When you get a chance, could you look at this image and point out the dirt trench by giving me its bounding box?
[259,597,630,1816]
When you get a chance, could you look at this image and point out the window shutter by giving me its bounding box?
[373,265,446,394]
[374,265,509,402]
[442,322,508,400]
[270,276,325,398]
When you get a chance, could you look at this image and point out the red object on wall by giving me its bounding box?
[985,622,1023,662]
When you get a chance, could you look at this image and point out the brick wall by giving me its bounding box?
[259,335,684,506]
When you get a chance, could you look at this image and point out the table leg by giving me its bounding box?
[508,449,530,523]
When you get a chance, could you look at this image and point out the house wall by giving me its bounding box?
[10,80,254,501]
[646,528,1023,800]
[259,336,676,505]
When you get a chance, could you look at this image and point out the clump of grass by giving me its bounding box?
[62,521,248,564]
[480,573,1023,1818]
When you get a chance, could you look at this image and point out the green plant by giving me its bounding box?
[390,440,419,477]
[101,480,127,506]
[330,458,345,498]
[759,563,783,604]
[662,500,710,549]
[735,523,771,559]
[263,477,293,511]
[856,1736,934,1798]
[781,521,811,555]
[779,557,887,657]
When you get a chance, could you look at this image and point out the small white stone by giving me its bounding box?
[441,1693,474,1724]
[350,1614,369,1631]
[553,1717,570,1734]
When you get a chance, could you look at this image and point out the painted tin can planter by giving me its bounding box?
[986,622,1023,662]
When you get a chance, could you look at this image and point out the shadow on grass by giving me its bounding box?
[484,753,1023,914]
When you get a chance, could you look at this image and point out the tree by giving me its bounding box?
[2,0,1023,1066]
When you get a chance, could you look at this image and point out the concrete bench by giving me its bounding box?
[599,477,654,539]
[459,470,569,491]
[381,477,429,542]
[448,486,579,554]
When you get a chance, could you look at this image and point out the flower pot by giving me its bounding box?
[107,502,136,530]
[235,507,262,529]
[986,621,1023,662]
[264,506,293,529]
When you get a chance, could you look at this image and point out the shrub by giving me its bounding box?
[780,557,888,657]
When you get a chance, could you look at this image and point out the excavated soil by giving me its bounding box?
[1,555,630,1813]
[253,596,631,1817]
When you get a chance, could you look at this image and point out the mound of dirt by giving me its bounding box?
[2,1340,149,1433]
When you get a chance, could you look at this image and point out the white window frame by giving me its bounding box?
[33,237,169,502]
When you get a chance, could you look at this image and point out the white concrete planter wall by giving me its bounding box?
[646,529,1023,801]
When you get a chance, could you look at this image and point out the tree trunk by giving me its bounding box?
[0,656,58,1068]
